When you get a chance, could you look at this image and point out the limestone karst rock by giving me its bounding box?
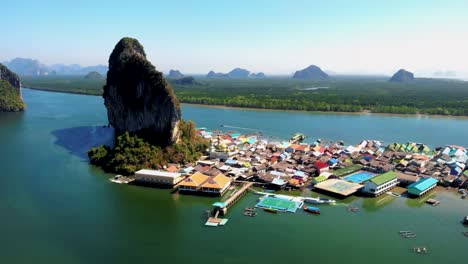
[103,37,181,146]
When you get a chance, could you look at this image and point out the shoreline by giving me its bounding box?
[182,102,468,120]
[24,87,468,119]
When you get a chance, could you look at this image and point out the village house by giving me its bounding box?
[134,169,185,187]
[362,171,398,196]
[407,177,438,197]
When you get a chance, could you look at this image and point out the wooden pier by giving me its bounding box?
[213,182,254,216]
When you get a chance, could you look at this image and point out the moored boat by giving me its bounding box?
[304,197,336,204]
[463,216,468,225]
[289,133,305,143]
[303,206,320,214]
[264,208,278,213]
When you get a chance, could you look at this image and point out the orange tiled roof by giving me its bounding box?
[179,172,209,187]
[201,173,232,189]
[166,165,179,173]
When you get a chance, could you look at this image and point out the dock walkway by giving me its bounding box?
[213,182,254,216]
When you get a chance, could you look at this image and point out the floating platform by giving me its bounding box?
[205,217,229,227]
[255,196,303,213]
[314,179,363,198]
[343,171,377,183]
[425,198,440,206]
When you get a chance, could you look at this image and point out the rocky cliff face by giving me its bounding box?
[0,63,25,112]
[0,63,21,89]
[103,38,181,146]
[292,65,329,80]
[389,69,414,82]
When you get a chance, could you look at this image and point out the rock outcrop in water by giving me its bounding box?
[292,65,329,80]
[0,63,25,112]
[103,37,181,146]
[389,69,414,82]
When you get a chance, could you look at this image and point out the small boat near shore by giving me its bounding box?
[463,216,468,225]
[304,197,336,204]
[264,208,278,213]
[399,231,416,238]
[386,192,401,197]
[244,211,257,217]
[303,206,320,214]
[413,247,428,254]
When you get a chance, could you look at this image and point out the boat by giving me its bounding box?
[386,192,401,197]
[304,198,325,204]
[289,133,305,143]
[303,206,320,214]
[318,197,336,204]
[304,197,336,204]
[244,207,256,212]
[264,208,278,213]
[244,211,257,217]
[413,247,428,254]
[463,216,468,225]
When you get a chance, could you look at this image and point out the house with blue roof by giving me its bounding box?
[407,177,438,197]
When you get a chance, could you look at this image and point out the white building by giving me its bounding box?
[134,169,185,186]
[362,171,398,196]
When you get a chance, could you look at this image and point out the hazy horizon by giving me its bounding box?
[2,0,467,78]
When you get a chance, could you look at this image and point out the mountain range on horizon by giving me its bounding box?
[2,58,108,76]
[2,57,465,81]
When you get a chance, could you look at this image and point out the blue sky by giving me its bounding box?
[2,0,468,77]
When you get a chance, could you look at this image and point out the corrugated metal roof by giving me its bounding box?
[408,177,438,192]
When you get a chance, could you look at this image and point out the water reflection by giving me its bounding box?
[51,126,114,159]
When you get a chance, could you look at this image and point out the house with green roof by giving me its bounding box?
[362,171,398,196]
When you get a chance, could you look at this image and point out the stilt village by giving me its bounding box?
[111,127,468,237]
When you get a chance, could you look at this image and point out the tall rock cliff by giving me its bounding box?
[103,38,181,146]
[0,63,25,112]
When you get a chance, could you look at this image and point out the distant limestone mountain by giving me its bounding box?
[250,72,265,78]
[292,65,329,80]
[228,68,250,78]
[206,68,258,79]
[167,70,184,79]
[172,76,200,85]
[0,63,25,111]
[49,64,108,75]
[389,69,414,82]
[3,58,107,76]
[84,71,104,80]
[206,70,228,78]
[6,58,48,76]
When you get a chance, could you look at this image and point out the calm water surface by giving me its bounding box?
[0,89,467,263]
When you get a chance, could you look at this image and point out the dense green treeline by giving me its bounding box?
[23,76,468,116]
[88,120,209,175]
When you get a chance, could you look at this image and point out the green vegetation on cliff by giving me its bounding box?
[0,63,25,112]
[88,120,209,175]
[0,80,26,111]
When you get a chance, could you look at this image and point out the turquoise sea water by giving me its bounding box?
[0,89,467,263]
